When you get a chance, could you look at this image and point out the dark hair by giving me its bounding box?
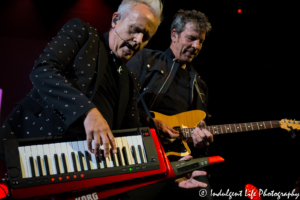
[171,9,211,35]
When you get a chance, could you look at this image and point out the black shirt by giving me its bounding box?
[92,32,125,130]
[153,67,190,115]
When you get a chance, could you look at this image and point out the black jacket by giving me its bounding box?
[0,18,140,159]
[127,47,209,123]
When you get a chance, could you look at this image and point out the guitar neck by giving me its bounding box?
[175,120,280,139]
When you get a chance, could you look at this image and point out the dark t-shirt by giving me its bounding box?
[153,67,190,115]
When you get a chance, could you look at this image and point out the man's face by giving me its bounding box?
[171,22,206,64]
[110,4,159,62]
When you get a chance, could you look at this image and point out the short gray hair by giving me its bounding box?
[117,0,163,25]
[171,9,211,35]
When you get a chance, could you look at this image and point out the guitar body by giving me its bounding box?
[152,110,206,160]
[153,110,206,129]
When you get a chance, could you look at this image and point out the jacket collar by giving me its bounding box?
[164,47,198,75]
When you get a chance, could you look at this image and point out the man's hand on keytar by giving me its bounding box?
[84,108,117,158]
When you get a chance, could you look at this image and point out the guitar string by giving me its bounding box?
[173,120,280,137]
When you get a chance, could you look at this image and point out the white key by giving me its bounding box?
[83,141,93,170]
[115,138,124,166]
[111,147,119,167]
[136,136,147,163]
[43,145,53,175]
[78,141,88,171]
[108,150,114,168]
[126,137,136,164]
[132,136,141,164]
[66,142,74,173]
[100,145,110,168]
[24,146,33,177]
[121,137,133,165]
[90,142,98,169]
[60,142,70,173]
[36,145,46,176]
[18,146,29,178]
[30,145,39,177]
[49,144,57,175]
[54,143,63,174]
[97,144,104,169]
[71,141,80,171]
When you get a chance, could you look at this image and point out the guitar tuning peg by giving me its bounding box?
[293,119,296,124]
[288,120,291,123]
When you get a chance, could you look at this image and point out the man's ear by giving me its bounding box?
[111,12,121,28]
[171,29,178,42]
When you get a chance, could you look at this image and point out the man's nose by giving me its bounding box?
[192,40,201,50]
[134,33,143,46]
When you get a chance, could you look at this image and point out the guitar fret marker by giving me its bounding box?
[229,125,232,133]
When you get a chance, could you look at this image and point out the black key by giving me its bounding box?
[111,149,116,167]
[101,150,107,168]
[122,147,129,165]
[54,154,60,174]
[37,156,43,176]
[44,155,50,175]
[71,152,78,172]
[96,157,100,169]
[78,152,84,171]
[138,145,144,163]
[131,146,138,164]
[116,147,123,166]
[29,157,36,177]
[85,151,91,170]
[61,153,68,173]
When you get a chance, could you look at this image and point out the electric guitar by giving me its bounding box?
[152,110,300,160]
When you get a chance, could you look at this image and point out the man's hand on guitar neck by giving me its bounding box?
[192,121,214,148]
[174,155,207,188]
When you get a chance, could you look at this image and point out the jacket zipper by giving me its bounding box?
[149,58,177,110]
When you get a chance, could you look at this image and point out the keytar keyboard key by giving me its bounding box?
[18,146,29,178]
[36,145,46,176]
[24,146,33,177]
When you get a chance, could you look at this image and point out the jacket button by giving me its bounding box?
[161,70,164,74]
[58,127,65,132]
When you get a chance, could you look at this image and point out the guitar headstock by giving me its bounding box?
[279,119,300,131]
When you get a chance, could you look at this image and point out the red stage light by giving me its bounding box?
[73,175,77,179]
[245,184,261,200]
[0,183,9,199]
[80,174,84,178]
[59,177,62,181]
[238,9,242,14]
[66,176,70,180]
[51,178,55,182]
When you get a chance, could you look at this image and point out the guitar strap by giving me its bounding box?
[194,77,210,122]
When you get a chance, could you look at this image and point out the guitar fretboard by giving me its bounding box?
[173,120,280,139]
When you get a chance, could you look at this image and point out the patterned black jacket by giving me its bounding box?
[0,18,140,159]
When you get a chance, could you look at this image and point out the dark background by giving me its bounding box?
[0,0,299,198]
